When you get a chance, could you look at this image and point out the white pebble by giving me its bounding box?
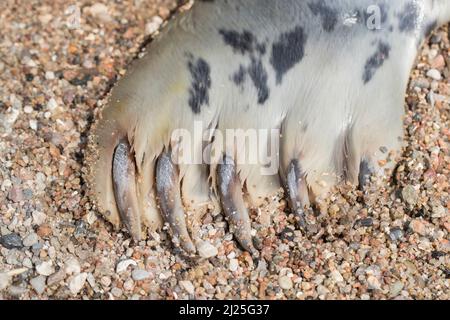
[229,259,239,272]
[36,260,54,276]
[179,280,195,295]
[131,269,150,281]
[330,270,344,283]
[45,71,55,80]
[32,210,47,225]
[100,276,111,287]
[24,106,33,114]
[431,205,446,218]
[390,281,404,297]
[30,276,46,295]
[145,16,163,35]
[22,257,33,269]
[69,273,87,295]
[64,256,81,275]
[361,294,371,300]
[87,3,112,23]
[111,287,123,298]
[86,273,96,288]
[46,98,57,111]
[116,259,136,273]
[278,276,293,290]
[29,119,38,131]
[402,185,418,206]
[426,68,442,81]
[197,241,218,258]
[227,252,236,259]
[1,179,12,191]
[0,273,11,291]
[367,275,381,290]
[123,279,134,291]
[22,232,39,247]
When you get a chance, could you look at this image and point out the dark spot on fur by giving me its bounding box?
[248,58,269,105]
[271,26,306,84]
[219,29,266,55]
[398,2,420,33]
[232,65,246,86]
[187,56,211,114]
[363,41,391,84]
[257,43,267,55]
[308,0,338,32]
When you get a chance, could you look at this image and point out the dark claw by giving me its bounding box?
[217,155,258,256]
[112,139,142,240]
[286,160,309,230]
[156,151,196,254]
[358,159,373,190]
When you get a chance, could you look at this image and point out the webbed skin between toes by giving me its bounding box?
[85,0,450,254]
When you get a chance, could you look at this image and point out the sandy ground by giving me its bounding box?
[0,0,448,300]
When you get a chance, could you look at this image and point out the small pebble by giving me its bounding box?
[197,241,218,258]
[0,233,23,249]
[410,219,427,236]
[413,78,430,89]
[330,270,344,283]
[111,287,123,298]
[430,55,445,69]
[32,211,47,225]
[86,3,112,23]
[30,275,46,295]
[37,224,52,238]
[131,269,150,281]
[47,269,66,286]
[45,71,55,80]
[100,276,112,287]
[389,227,403,241]
[229,259,239,272]
[116,259,137,273]
[0,273,11,290]
[431,205,446,218]
[367,275,381,290]
[389,281,404,297]
[36,260,54,276]
[22,232,39,247]
[8,186,24,202]
[64,257,81,275]
[22,257,33,269]
[69,273,87,295]
[278,276,293,290]
[179,280,195,295]
[24,106,33,113]
[426,68,442,81]
[402,185,418,206]
[145,16,163,35]
[358,218,373,227]
[123,279,134,291]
